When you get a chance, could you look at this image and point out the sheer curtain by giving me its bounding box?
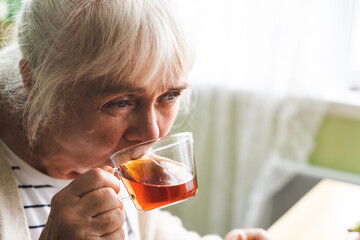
[167,0,356,237]
[349,0,360,90]
[183,0,353,95]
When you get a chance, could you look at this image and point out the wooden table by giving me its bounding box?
[268,179,360,240]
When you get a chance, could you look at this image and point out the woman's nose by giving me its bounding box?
[123,107,160,142]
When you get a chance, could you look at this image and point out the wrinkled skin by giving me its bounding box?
[13,59,271,239]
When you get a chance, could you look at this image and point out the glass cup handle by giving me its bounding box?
[119,194,134,201]
[113,166,120,174]
[113,167,135,201]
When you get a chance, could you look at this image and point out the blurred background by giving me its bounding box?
[1,0,360,237]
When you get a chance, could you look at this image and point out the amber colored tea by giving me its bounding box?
[117,156,198,211]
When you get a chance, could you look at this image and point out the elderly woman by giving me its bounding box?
[0,0,270,239]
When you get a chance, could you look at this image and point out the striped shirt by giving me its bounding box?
[1,140,134,240]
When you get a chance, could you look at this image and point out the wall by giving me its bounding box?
[309,107,360,175]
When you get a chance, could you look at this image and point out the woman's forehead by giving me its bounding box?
[81,75,188,98]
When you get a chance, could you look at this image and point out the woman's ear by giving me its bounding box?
[19,59,33,92]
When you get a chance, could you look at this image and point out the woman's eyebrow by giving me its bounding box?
[168,84,189,91]
[98,83,188,97]
[99,86,146,96]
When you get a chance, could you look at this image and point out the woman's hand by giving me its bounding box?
[224,228,271,240]
[39,168,125,240]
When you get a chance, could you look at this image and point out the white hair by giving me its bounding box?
[0,44,26,116]
[2,0,194,145]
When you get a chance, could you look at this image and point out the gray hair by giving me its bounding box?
[0,44,26,118]
[1,0,193,145]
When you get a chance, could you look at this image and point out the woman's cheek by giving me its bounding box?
[159,105,179,135]
[84,120,127,149]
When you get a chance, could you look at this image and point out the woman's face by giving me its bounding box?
[44,77,188,179]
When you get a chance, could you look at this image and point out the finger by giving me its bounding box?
[243,228,271,240]
[225,229,271,240]
[79,187,122,217]
[225,229,248,240]
[101,228,125,240]
[91,208,124,236]
[67,168,121,197]
[101,227,125,240]
[101,165,115,175]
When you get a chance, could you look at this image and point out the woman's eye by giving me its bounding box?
[102,97,135,117]
[161,91,181,102]
[166,92,178,100]
[112,100,128,108]
[105,99,131,110]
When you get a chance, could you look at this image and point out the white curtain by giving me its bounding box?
[176,0,354,96]
[170,87,326,235]
[167,0,358,237]
[349,0,360,90]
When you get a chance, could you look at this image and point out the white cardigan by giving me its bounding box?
[0,144,222,240]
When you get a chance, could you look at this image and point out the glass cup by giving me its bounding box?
[110,132,198,211]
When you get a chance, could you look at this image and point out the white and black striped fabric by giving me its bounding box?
[1,140,134,240]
